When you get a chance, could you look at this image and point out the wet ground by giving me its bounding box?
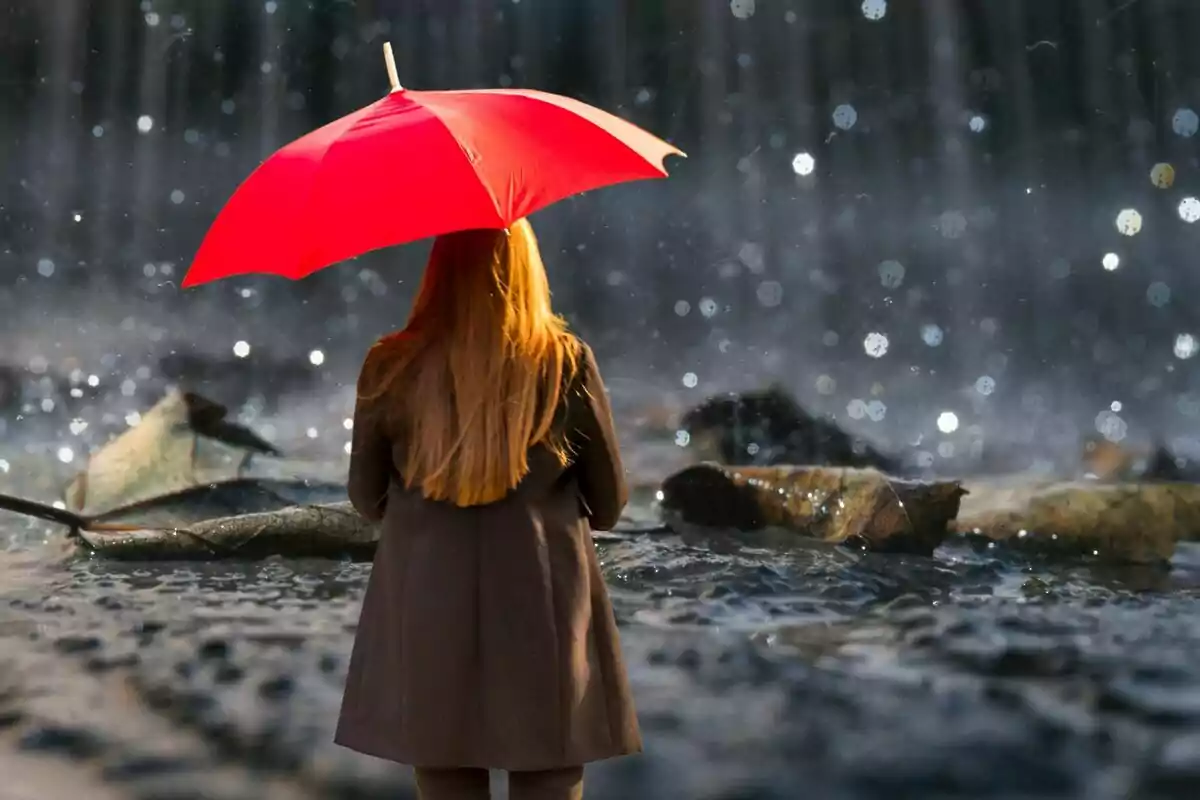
[4,389,1200,799]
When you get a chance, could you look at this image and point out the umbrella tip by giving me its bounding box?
[383,41,404,93]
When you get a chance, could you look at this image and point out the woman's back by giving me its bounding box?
[335,221,642,790]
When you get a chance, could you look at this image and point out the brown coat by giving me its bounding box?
[334,340,642,771]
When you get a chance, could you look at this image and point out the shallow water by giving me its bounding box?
[3,403,1200,799]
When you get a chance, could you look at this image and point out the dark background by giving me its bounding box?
[2,0,1199,461]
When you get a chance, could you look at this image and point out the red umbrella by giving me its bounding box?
[181,43,684,288]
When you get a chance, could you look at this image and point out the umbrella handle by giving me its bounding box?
[383,42,403,93]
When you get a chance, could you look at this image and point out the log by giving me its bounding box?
[658,463,966,555]
[75,501,378,560]
[954,479,1200,564]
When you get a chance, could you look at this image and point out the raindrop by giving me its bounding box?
[136,115,154,133]
[674,300,691,316]
[832,104,858,130]
[344,441,353,455]
[1114,208,1143,236]
[1175,333,1198,360]
[184,128,200,145]
[1146,281,1171,307]
[936,411,959,433]
[866,400,887,421]
[681,372,698,388]
[56,446,75,464]
[221,99,236,114]
[1150,162,1176,189]
[729,0,755,19]
[144,11,160,26]
[974,376,995,396]
[1178,196,1200,223]
[1102,253,1120,271]
[306,427,319,439]
[264,0,278,12]
[233,340,251,358]
[0,459,8,474]
[863,331,890,358]
[1110,400,1123,412]
[921,324,944,346]
[674,430,691,447]
[791,152,816,176]
[937,210,967,238]
[846,399,867,420]
[1095,410,1127,443]
[309,349,325,366]
[1172,107,1199,138]
[756,281,783,307]
[91,125,104,138]
[698,297,719,318]
[815,375,836,395]
[822,331,840,347]
[343,418,354,431]
[68,418,88,435]
[170,189,185,204]
[72,212,82,222]
[877,259,905,288]
[36,258,55,277]
[861,0,887,20]
[967,114,987,133]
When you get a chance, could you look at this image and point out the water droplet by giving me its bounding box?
[936,411,959,433]
[1115,208,1143,236]
[309,349,325,366]
[863,331,890,358]
[756,281,783,307]
[1150,162,1176,188]
[1147,281,1171,307]
[878,259,905,288]
[681,372,698,388]
[1178,196,1200,223]
[729,0,755,19]
[921,324,944,347]
[233,340,251,358]
[1102,253,1121,271]
[791,152,816,176]
[974,376,995,396]
[832,104,858,130]
[1172,107,1199,137]
[1175,333,1198,359]
[861,0,887,20]
[136,115,154,133]
[56,446,75,464]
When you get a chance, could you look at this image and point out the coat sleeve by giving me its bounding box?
[347,353,393,522]
[572,343,629,531]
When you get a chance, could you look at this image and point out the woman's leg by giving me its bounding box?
[414,767,491,800]
[508,766,584,800]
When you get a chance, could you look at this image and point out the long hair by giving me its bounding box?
[359,218,580,507]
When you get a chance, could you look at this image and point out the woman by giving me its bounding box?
[335,219,641,800]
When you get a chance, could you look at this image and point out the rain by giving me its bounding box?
[3,1,1200,798]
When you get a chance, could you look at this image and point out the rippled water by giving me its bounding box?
[4,408,1200,799]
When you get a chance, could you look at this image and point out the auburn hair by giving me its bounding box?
[358,218,580,507]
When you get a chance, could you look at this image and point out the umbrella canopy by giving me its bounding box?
[181,46,683,287]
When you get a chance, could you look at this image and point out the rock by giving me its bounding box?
[678,386,901,471]
[63,389,281,515]
[954,479,1200,564]
[658,463,966,555]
